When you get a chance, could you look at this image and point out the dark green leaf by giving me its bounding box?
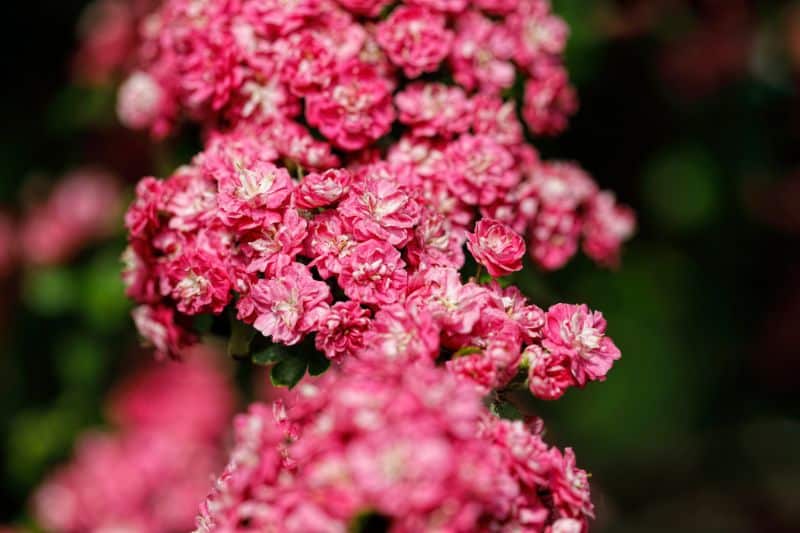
[252,344,289,366]
[270,357,307,388]
[307,350,331,376]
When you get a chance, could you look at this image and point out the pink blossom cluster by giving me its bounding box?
[124,134,621,398]
[32,348,235,533]
[118,0,576,138]
[20,168,123,266]
[196,358,593,532]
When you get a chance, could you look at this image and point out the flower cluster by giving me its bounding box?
[125,136,620,398]
[20,168,122,266]
[196,357,593,532]
[32,348,235,533]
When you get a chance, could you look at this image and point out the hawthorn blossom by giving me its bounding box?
[246,263,331,345]
[542,303,622,386]
[395,83,472,138]
[315,301,371,361]
[445,134,519,206]
[295,168,352,209]
[338,239,408,306]
[305,61,395,151]
[195,358,595,531]
[376,6,453,78]
[467,218,526,277]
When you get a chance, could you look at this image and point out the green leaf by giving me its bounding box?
[270,357,307,388]
[307,350,331,376]
[252,344,289,366]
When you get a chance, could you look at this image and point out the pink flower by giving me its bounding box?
[405,209,466,270]
[239,208,308,275]
[582,191,636,267]
[360,303,440,363]
[507,0,569,70]
[523,64,578,136]
[33,348,234,533]
[315,301,371,361]
[449,11,516,93]
[116,71,165,130]
[525,344,576,400]
[445,134,519,206]
[338,165,421,247]
[108,346,235,441]
[276,30,336,96]
[542,303,621,386]
[247,263,331,345]
[131,304,196,360]
[529,208,580,270]
[549,447,595,520]
[467,219,526,277]
[305,211,357,278]
[395,83,472,138]
[295,168,352,209]
[528,161,598,212]
[305,61,395,151]
[162,246,232,315]
[216,159,293,230]
[471,92,523,146]
[376,6,453,78]
[338,239,407,305]
[21,168,122,265]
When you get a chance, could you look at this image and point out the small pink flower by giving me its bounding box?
[376,6,453,78]
[295,168,352,209]
[248,263,331,345]
[305,61,395,151]
[471,92,523,146]
[549,447,595,520]
[395,83,472,138]
[523,64,578,136]
[305,211,357,279]
[216,158,293,227]
[315,301,371,361]
[445,134,519,206]
[582,191,636,267]
[162,247,232,315]
[276,30,336,96]
[117,71,165,130]
[337,165,421,247]
[131,304,196,360]
[467,219,526,277]
[507,0,569,70]
[338,239,407,305]
[542,303,621,386]
[360,303,440,363]
[529,208,580,270]
[240,208,308,275]
[405,209,466,270]
[525,344,576,400]
[449,11,516,93]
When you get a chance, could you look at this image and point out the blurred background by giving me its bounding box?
[1,0,799,531]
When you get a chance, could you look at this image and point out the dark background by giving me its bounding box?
[1,0,799,531]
